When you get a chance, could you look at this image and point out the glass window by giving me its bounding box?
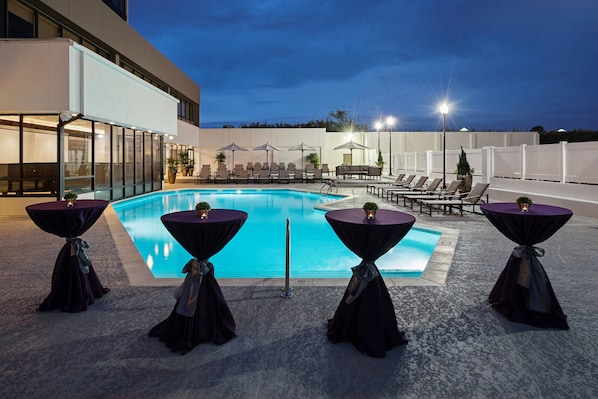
[153,135,162,183]
[22,115,58,194]
[94,123,111,189]
[0,116,20,195]
[112,126,124,190]
[135,130,144,183]
[7,0,34,38]
[64,119,92,192]
[144,132,153,181]
[124,128,134,185]
[38,15,59,39]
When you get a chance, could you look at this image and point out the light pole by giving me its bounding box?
[387,116,395,176]
[440,103,449,189]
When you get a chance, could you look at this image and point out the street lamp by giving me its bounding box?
[387,116,395,176]
[440,103,449,189]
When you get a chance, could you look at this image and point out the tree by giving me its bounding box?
[326,109,368,132]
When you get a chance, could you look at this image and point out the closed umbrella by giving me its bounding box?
[253,142,281,164]
[288,142,316,169]
[333,140,370,165]
[217,142,248,169]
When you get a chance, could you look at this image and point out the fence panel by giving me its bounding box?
[493,147,521,178]
[566,141,598,184]
[526,143,561,182]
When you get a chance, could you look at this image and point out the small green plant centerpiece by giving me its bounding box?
[195,201,211,219]
[516,196,533,212]
[363,201,379,219]
[63,192,78,207]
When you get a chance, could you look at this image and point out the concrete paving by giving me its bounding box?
[1,181,597,398]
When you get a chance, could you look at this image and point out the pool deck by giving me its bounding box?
[1,180,597,398]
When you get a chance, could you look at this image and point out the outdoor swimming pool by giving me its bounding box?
[111,189,441,279]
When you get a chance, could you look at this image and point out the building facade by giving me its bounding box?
[0,0,200,213]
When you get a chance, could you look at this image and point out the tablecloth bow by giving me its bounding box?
[175,259,212,317]
[345,260,379,304]
[512,245,551,313]
[67,237,92,274]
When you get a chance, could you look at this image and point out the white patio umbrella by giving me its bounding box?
[217,142,249,169]
[333,140,370,165]
[288,142,316,169]
[253,142,281,164]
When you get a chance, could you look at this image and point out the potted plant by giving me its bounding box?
[376,150,385,168]
[63,191,78,207]
[306,152,320,169]
[516,196,533,212]
[166,157,179,184]
[215,151,226,165]
[178,151,190,176]
[362,201,379,219]
[195,201,211,219]
[455,146,474,193]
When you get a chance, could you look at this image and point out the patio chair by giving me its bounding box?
[401,179,461,209]
[194,166,211,184]
[277,169,290,184]
[235,169,249,183]
[366,173,405,194]
[381,176,428,200]
[321,164,330,176]
[305,163,315,180]
[419,183,490,216]
[255,169,271,183]
[213,167,229,183]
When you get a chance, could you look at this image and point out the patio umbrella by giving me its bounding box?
[253,142,281,164]
[217,142,248,169]
[333,140,370,165]
[288,142,316,169]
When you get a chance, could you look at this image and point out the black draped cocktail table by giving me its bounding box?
[25,200,110,313]
[149,209,247,354]
[480,202,573,329]
[325,208,416,357]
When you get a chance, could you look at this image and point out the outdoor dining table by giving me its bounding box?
[149,209,248,354]
[480,202,573,329]
[325,208,415,358]
[25,199,110,313]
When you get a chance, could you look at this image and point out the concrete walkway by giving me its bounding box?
[1,182,597,398]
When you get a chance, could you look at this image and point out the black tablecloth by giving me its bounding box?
[149,209,248,354]
[325,208,416,357]
[25,200,110,313]
[480,203,573,329]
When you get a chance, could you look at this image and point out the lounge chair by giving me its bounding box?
[270,163,280,180]
[390,177,443,203]
[321,164,330,176]
[235,169,249,183]
[194,166,211,184]
[213,168,229,183]
[366,173,405,194]
[277,169,290,183]
[419,183,490,216]
[401,179,462,209]
[382,176,428,200]
[255,169,270,183]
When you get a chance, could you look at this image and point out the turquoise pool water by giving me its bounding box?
[111,189,441,279]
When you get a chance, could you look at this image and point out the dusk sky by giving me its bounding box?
[129,0,598,131]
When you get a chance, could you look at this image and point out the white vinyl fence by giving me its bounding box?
[397,141,598,217]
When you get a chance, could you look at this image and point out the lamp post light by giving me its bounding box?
[440,103,449,189]
[386,116,395,176]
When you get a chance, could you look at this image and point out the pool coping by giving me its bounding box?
[105,188,458,288]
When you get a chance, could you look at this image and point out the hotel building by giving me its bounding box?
[0,0,200,214]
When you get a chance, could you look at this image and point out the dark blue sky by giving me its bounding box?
[129,0,598,131]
